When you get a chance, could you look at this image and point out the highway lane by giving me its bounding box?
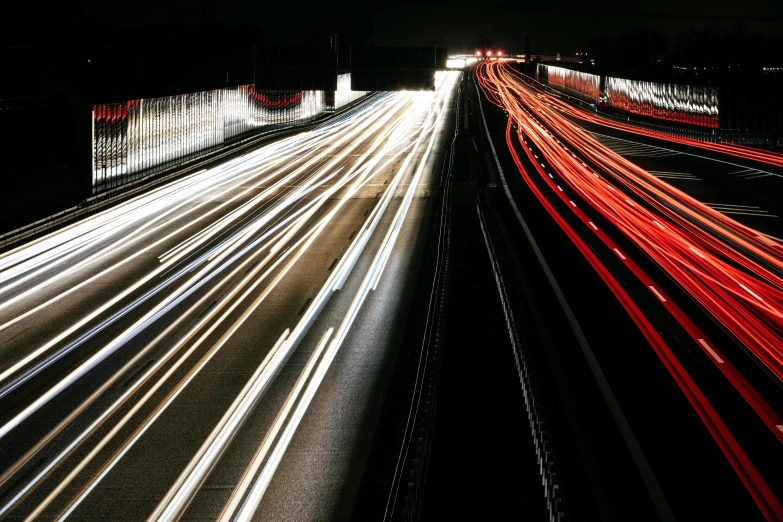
[476,61,783,520]
[0,71,460,520]
[517,70,783,239]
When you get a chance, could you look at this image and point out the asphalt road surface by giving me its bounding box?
[0,72,460,521]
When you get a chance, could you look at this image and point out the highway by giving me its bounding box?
[476,61,783,521]
[0,71,459,521]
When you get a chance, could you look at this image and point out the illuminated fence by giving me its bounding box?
[536,64,720,129]
[536,64,600,104]
[92,85,328,194]
[335,73,368,110]
[605,77,718,129]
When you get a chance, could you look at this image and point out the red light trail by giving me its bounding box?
[476,60,783,520]
[518,68,783,168]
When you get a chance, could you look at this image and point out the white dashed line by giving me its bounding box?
[588,221,598,230]
[653,220,665,229]
[649,286,667,302]
[569,200,576,207]
[739,283,763,301]
[698,339,724,364]
[557,185,563,192]
[689,247,706,259]
[613,248,626,260]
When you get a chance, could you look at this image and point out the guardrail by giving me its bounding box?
[385,73,459,522]
[473,70,568,521]
[0,92,377,254]
[476,198,566,522]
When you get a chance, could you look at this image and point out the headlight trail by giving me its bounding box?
[0,91,410,494]
[0,97,416,505]
[477,61,783,520]
[0,93,410,438]
[0,72,460,520]
[217,73,458,522]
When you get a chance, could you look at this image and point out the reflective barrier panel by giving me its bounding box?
[605,77,718,128]
[334,73,368,110]
[536,64,600,104]
[536,64,719,129]
[92,85,340,194]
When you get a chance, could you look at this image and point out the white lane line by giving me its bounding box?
[548,173,553,179]
[760,232,783,244]
[569,200,577,207]
[777,425,783,435]
[653,220,665,229]
[626,199,635,207]
[714,210,777,218]
[704,202,760,209]
[613,248,626,260]
[647,170,693,177]
[739,283,764,301]
[589,221,598,230]
[698,339,724,364]
[591,131,782,179]
[689,246,706,259]
[557,185,563,192]
[649,286,667,302]
[652,175,702,181]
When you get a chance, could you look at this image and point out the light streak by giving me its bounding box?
[477,61,783,520]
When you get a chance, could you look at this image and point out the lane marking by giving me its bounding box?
[613,248,626,260]
[689,247,706,259]
[712,210,777,218]
[474,79,675,521]
[557,185,563,192]
[589,131,781,179]
[649,286,667,302]
[739,283,764,301]
[589,221,598,230]
[704,202,760,209]
[698,339,724,364]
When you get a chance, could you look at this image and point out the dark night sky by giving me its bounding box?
[9,0,783,54]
